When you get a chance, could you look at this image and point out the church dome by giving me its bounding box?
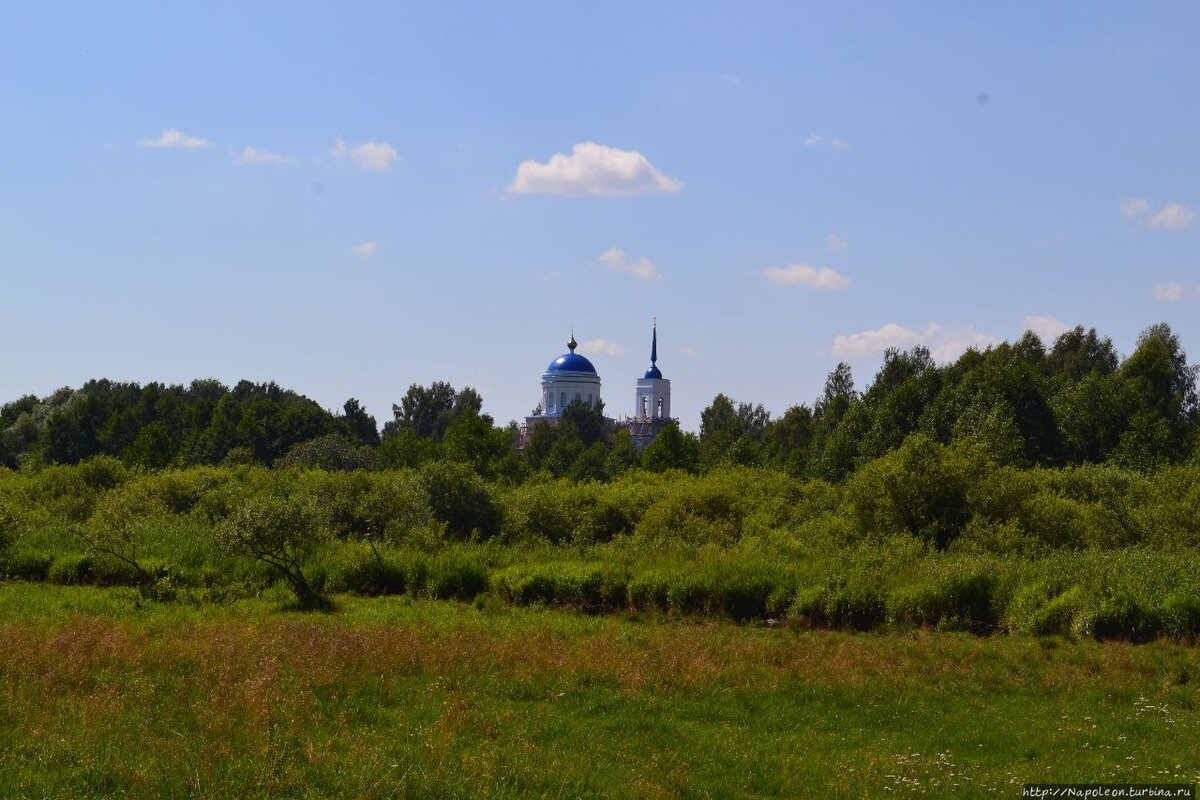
[547,352,596,373]
[546,334,597,374]
[643,365,663,379]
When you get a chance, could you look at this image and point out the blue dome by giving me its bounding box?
[547,352,597,373]
[644,365,663,379]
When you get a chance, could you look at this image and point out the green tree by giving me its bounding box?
[764,404,815,475]
[384,382,485,442]
[122,421,176,469]
[846,433,970,549]
[217,496,330,610]
[1046,326,1119,382]
[278,433,375,471]
[641,422,700,473]
[1120,323,1198,455]
[699,394,745,469]
[341,398,380,447]
[442,410,522,480]
[418,460,500,539]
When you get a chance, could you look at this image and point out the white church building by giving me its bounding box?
[524,321,675,447]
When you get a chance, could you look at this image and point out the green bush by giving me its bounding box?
[2,551,53,581]
[425,552,488,600]
[1160,592,1200,641]
[1092,590,1161,642]
[887,569,995,632]
[420,461,500,540]
[789,580,886,630]
[491,562,627,609]
[491,565,556,605]
[332,547,408,595]
[47,553,93,585]
[627,569,670,611]
[845,434,969,549]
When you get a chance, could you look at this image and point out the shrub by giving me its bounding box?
[627,569,670,611]
[332,547,407,595]
[1160,592,1200,641]
[216,496,330,610]
[419,461,500,540]
[789,580,886,630]
[491,565,556,605]
[845,434,969,549]
[1092,590,1161,642]
[887,569,995,632]
[425,552,488,600]
[1005,582,1085,637]
[47,553,93,585]
[278,434,375,471]
[2,551,52,581]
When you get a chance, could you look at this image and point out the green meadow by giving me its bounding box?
[1,584,1198,799]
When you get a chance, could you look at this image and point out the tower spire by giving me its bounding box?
[567,330,577,353]
[650,317,657,365]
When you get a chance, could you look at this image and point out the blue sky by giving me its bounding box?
[2,2,1197,430]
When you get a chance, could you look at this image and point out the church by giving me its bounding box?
[523,321,675,447]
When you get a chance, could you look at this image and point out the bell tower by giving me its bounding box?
[632,319,672,445]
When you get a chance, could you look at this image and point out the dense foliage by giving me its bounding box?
[1,446,1199,640]
[3,325,1196,481]
[0,322,1197,640]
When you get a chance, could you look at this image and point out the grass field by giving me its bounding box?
[1,584,1197,798]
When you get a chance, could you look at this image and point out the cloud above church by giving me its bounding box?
[507,142,682,197]
[762,262,849,290]
[331,140,401,171]
[597,247,662,281]
[349,241,377,259]
[1023,315,1071,341]
[579,339,624,356]
[138,128,211,149]
[1154,282,1185,301]
[832,322,999,362]
[1121,196,1195,230]
[235,145,291,165]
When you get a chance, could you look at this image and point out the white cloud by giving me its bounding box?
[1120,197,1151,219]
[1154,282,1185,302]
[1023,315,1071,341]
[597,247,662,281]
[718,72,741,87]
[350,241,378,259]
[331,140,401,171]
[1148,203,1195,230]
[762,262,850,290]
[803,133,849,151]
[507,142,682,197]
[1121,196,1195,230]
[138,128,210,149]
[579,338,624,356]
[827,232,848,253]
[235,145,290,165]
[832,322,999,362]
[832,323,920,356]
[679,346,700,357]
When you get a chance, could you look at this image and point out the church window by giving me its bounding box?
[657,397,663,418]
[642,396,648,417]
[587,394,593,407]
[560,392,566,410]
[574,392,581,405]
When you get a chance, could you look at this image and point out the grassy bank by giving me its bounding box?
[1,583,1198,798]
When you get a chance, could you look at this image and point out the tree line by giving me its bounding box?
[1,323,1197,479]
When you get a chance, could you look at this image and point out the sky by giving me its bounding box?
[2,2,1198,431]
